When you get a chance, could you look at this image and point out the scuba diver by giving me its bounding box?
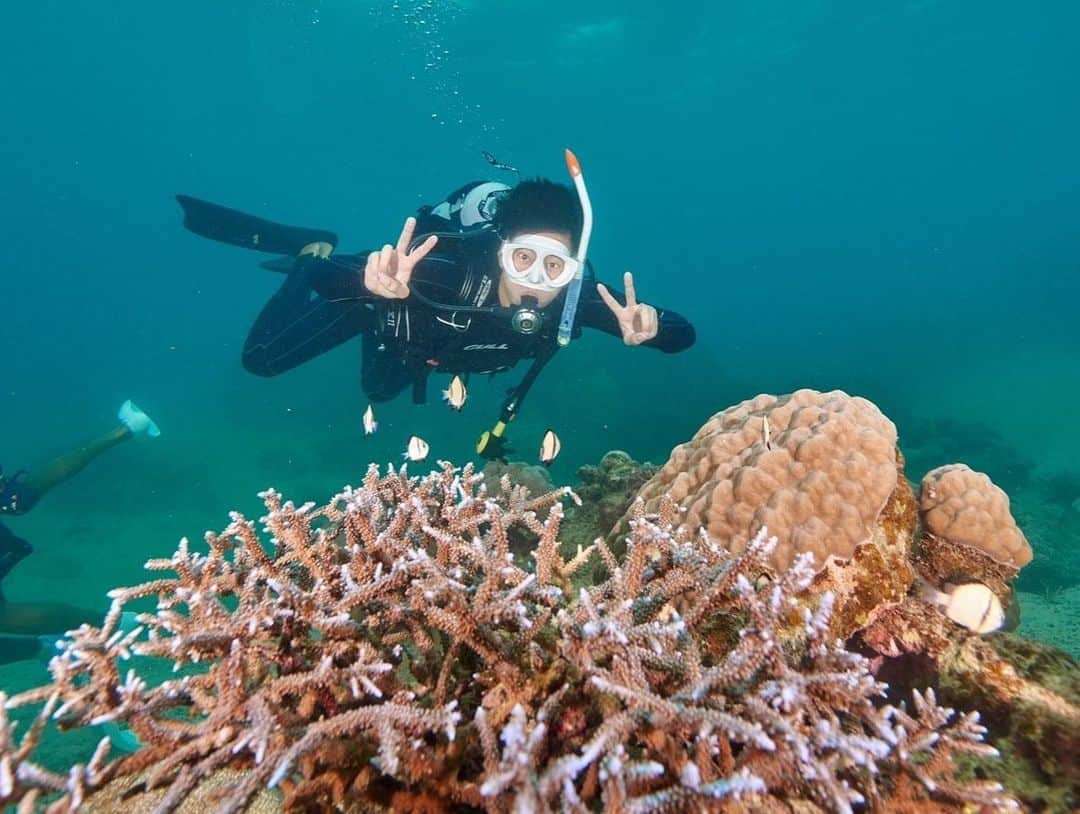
[176,150,695,459]
[0,400,160,664]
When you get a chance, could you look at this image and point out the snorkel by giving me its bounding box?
[557,148,593,346]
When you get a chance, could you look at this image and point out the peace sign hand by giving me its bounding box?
[363,216,439,299]
[596,271,659,346]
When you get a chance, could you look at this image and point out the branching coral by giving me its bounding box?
[0,463,1016,812]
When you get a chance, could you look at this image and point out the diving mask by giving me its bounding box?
[498,234,579,292]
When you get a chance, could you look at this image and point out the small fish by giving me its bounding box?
[763,416,772,451]
[442,375,467,411]
[539,429,561,466]
[404,435,430,462]
[920,580,1004,634]
[944,583,1005,634]
[362,404,377,436]
[481,150,520,175]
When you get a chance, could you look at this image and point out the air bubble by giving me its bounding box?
[377,0,499,140]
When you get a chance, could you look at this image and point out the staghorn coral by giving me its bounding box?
[0,464,1016,813]
[478,460,559,563]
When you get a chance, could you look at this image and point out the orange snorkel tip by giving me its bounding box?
[565,148,582,178]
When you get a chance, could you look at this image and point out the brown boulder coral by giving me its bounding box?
[626,389,917,640]
[916,463,1034,605]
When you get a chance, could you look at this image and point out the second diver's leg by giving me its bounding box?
[0,521,32,592]
[0,635,44,665]
[242,258,373,377]
[0,526,101,640]
[0,599,101,637]
[17,425,133,513]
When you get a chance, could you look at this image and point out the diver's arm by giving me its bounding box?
[310,216,441,302]
[578,278,696,352]
[308,252,467,305]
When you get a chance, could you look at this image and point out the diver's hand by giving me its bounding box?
[363,216,438,299]
[596,271,659,346]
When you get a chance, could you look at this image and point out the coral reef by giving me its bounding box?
[611,389,1077,811]
[953,634,1079,812]
[563,450,657,557]
[915,464,1033,605]
[618,389,1047,642]
[918,465,1033,571]
[631,390,903,574]
[624,390,917,641]
[477,461,558,562]
[895,412,1078,598]
[478,460,554,500]
[859,599,1080,811]
[0,464,1016,813]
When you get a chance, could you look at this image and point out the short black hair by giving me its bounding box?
[493,178,584,251]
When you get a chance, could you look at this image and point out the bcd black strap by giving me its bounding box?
[498,341,559,424]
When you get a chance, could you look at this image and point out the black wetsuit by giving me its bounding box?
[1,474,86,663]
[1,471,37,662]
[241,229,695,404]
[0,471,33,593]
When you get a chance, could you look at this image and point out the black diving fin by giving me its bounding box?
[176,194,339,256]
[258,256,298,273]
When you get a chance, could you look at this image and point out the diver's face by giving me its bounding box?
[497,229,574,308]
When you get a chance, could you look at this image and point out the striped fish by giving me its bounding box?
[362,404,377,436]
[442,375,467,411]
[403,435,430,462]
[944,583,1005,634]
[539,429,561,466]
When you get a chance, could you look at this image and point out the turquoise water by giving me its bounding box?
[1,0,1077,679]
